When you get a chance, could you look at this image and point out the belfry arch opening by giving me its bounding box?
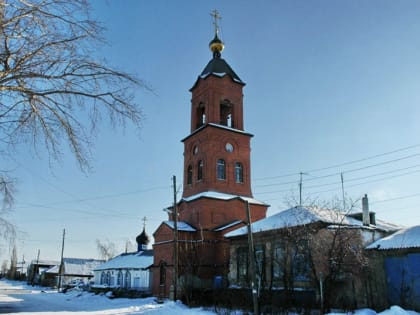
[196,102,206,129]
[220,99,233,127]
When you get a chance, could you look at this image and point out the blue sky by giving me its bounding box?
[3,0,420,264]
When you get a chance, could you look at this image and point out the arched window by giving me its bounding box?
[117,271,123,287]
[106,271,111,285]
[235,162,243,183]
[100,271,106,285]
[217,159,226,180]
[125,271,131,288]
[197,160,203,181]
[187,165,193,185]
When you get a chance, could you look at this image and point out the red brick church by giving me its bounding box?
[152,14,269,299]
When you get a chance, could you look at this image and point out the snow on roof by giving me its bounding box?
[372,219,402,233]
[181,190,267,206]
[206,123,252,136]
[225,206,361,238]
[45,258,104,276]
[366,225,420,250]
[94,251,153,271]
[31,259,59,266]
[214,220,243,232]
[164,221,196,232]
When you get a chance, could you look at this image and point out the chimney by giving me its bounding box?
[362,194,370,226]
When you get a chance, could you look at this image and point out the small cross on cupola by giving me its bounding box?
[136,216,150,252]
[209,9,224,58]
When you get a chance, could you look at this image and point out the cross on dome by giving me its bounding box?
[210,9,221,36]
[209,9,224,57]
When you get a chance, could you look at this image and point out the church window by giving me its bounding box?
[117,271,123,287]
[235,162,243,183]
[217,159,226,180]
[125,271,131,288]
[187,165,193,185]
[100,271,106,285]
[106,271,111,285]
[197,160,203,181]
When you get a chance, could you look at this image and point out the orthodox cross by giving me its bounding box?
[142,216,147,230]
[210,9,221,35]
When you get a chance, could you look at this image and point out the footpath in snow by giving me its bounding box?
[0,279,419,315]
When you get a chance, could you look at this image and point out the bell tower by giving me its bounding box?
[182,10,253,199]
[152,11,268,298]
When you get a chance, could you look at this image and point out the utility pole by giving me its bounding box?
[245,201,259,315]
[172,175,178,301]
[57,229,65,292]
[299,172,303,206]
[31,249,40,285]
[341,173,346,210]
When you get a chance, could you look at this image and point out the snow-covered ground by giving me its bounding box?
[0,279,216,314]
[0,279,419,315]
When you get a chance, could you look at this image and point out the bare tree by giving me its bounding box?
[7,243,17,279]
[0,0,147,241]
[96,239,117,261]
[0,175,14,235]
[0,259,7,275]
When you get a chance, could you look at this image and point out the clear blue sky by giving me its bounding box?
[3,0,420,265]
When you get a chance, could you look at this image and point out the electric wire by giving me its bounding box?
[254,143,420,181]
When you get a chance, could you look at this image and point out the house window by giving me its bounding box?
[187,165,193,185]
[125,271,131,288]
[292,240,311,282]
[235,162,243,183]
[106,271,111,285]
[217,159,226,180]
[255,246,265,278]
[197,160,203,181]
[273,247,284,281]
[237,247,248,281]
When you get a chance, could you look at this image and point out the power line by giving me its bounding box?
[255,164,420,195]
[254,143,420,182]
[370,193,420,205]
[254,152,420,188]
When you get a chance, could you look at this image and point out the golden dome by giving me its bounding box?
[209,34,224,56]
